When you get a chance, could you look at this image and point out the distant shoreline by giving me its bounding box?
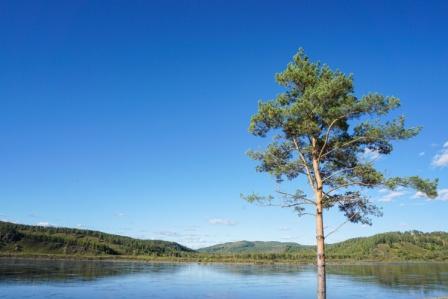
[2,253,447,266]
[2,221,447,264]
[0,253,315,265]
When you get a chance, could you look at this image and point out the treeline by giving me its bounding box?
[198,231,448,261]
[197,240,309,254]
[1,221,447,262]
[0,221,192,256]
[326,231,448,261]
[196,231,448,262]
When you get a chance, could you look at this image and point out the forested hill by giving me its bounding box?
[197,241,311,254]
[0,221,193,256]
[199,231,448,261]
[2,221,448,261]
[326,231,448,260]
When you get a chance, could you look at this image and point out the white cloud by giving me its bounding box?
[183,227,197,232]
[378,189,407,202]
[419,152,425,157]
[36,222,53,227]
[278,226,290,232]
[180,234,213,249]
[114,212,126,217]
[149,230,214,249]
[362,148,381,161]
[432,141,448,167]
[154,230,180,237]
[280,235,294,241]
[412,191,427,199]
[412,188,448,201]
[1,218,16,223]
[208,218,237,226]
[439,189,448,200]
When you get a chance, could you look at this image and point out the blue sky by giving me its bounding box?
[0,1,447,248]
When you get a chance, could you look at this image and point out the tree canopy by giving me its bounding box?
[245,49,438,225]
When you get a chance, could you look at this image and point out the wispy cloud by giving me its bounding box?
[412,191,427,199]
[3,220,17,223]
[439,189,448,201]
[183,227,198,232]
[153,230,180,237]
[418,152,425,157]
[0,216,16,224]
[377,188,407,202]
[114,212,126,217]
[432,141,448,167]
[27,212,39,218]
[208,218,237,226]
[278,226,290,232]
[412,188,448,201]
[280,235,296,241]
[180,233,213,249]
[362,148,381,162]
[150,230,214,249]
[36,221,53,227]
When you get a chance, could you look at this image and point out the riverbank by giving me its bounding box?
[0,252,313,265]
[2,221,447,264]
[2,252,447,266]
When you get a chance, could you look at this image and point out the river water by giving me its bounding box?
[0,258,447,298]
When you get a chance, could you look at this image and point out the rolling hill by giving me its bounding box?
[0,221,193,256]
[199,231,448,261]
[197,240,311,254]
[1,221,447,262]
[325,231,448,260]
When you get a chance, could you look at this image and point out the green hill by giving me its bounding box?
[198,240,311,254]
[1,221,447,262]
[199,231,448,261]
[326,231,448,261]
[0,221,193,256]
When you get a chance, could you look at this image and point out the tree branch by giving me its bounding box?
[325,212,359,239]
[298,212,317,217]
[321,166,358,183]
[325,181,376,195]
[320,136,368,159]
[318,113,351,160]
[275,189,316,205]
[292,137,316,191]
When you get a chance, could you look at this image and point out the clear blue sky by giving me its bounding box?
[1,0,447,248]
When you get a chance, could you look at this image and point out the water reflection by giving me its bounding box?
[0,258,447,299]
[328,263,448,291]
[0,258,183,283]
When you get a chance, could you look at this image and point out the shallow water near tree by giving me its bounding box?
[0,258,447,299]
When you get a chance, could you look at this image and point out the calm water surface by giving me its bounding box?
[0,258,447,298]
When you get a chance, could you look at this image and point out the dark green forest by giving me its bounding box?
[0,221,192,257]
[197,241,309,254]
[1,221,447,263]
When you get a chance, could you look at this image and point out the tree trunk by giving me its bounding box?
[316,191,326,299]
[312,140,326,299]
